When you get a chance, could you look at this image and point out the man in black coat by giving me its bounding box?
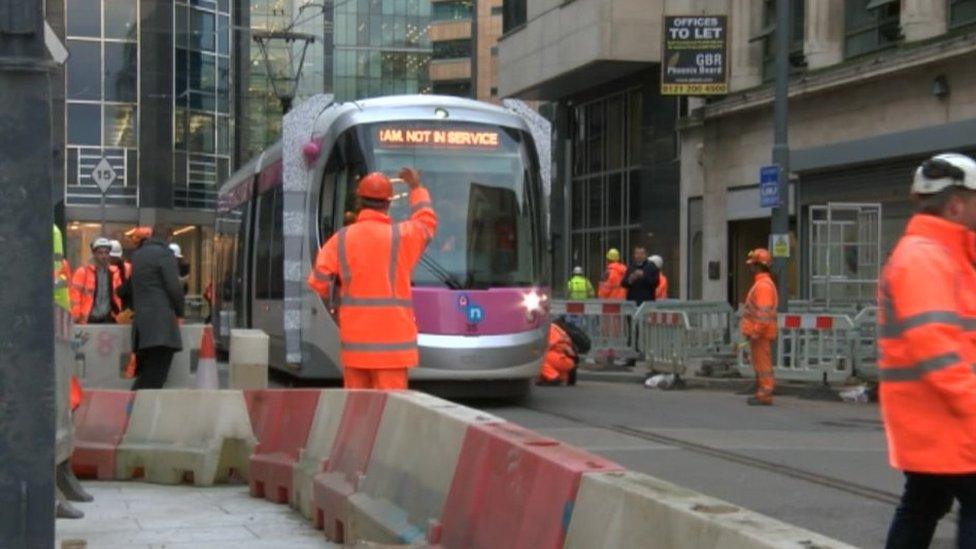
[119,228,184,390]
[622,245,660,306]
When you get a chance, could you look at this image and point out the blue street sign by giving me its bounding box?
[759,165,780,208]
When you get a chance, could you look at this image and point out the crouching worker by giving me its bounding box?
[537,317,591,386]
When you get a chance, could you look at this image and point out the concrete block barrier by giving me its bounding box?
[312,391,388,542]
[291,390,348,520]
[116,390,257,486]
[244,389,322,504]
[344,391,504,545]
[229,329,269,390]
[70,390,135,479]
[434,422,624,549]
[564,471,857,549]
[73,324,205,389]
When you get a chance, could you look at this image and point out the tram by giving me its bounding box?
[213,95,550,397]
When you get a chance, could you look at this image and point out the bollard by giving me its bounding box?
[230,329,269,390]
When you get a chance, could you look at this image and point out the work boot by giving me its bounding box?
[56,499,84,519]
[746,396,772,406]
[57,461,94,502]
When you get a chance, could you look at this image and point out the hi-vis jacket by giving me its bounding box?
[740,272,777,340]
[307,187,437,370]
[540,323,575,382]
[70,263,122,324]
[597,262,627,299]
[878,214,976,474]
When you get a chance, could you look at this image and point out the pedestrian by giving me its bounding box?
[650,255,668,300]
[122,226,185,390]
[621,245,660,306]
[109,239,135,323]
[597,248,627,299]
[69,237,122,324]
[740,248,777,406]
[566,266,594,300]
[878,153,976,548]
[307,168,436,390]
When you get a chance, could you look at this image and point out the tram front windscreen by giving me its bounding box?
[343,122,544,290]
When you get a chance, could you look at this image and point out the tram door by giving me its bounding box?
[807,203,881,307]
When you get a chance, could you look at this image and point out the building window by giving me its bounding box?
[174,0,232,209]
[490,45,498,55]
[432,0,472,22]
[490,86,498,96]
[753,0,805,80]
[845,0,901,58]
[433,38,472,60]
[950,0,976,28]
[491,5,503,16]
[432,79,472,97]
[64,0,139,206]
[568,88,643,290]
[502,0,527,34]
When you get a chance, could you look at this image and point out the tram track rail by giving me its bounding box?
[519,403,904,507]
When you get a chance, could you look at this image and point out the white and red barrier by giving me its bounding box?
[71,388,854,548]
[737,312,856,383]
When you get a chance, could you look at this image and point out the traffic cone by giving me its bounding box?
[195,326,219,389]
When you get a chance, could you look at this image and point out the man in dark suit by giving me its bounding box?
[120,226,184,390]
[622,245,660,306]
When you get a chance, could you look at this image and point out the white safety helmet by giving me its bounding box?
[572,266,584,275]
[90,237,112,251]
[169,243,183,259]
[911,153,976,195]
[109,239,123,258]
[649,255,663,269]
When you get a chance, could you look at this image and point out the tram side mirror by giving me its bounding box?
[708,261,721,280]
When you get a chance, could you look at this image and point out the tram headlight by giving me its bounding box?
[521,290,547,322]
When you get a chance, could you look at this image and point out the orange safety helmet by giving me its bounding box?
[126,226,153,245]
[355,172,393,201]
[747,248,773,266]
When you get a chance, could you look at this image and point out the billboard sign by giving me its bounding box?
[661,16,728,96]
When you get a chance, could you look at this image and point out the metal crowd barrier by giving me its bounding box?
[737,312,856,383]
[549,299,638,360]
[851,306,878,380]
[636,302,735,375]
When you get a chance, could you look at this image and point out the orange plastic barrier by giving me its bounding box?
[433,422,624,549]
[311,390,388,542]
[244,389,322,504]
[70,390,135,480]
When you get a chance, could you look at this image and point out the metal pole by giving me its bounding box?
[101,192,107,235]
[771,0,791,312]
[0,0,57,546]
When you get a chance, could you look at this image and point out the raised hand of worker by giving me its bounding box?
[398,167,421,189]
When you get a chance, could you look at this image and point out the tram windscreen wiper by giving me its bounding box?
[419,254,463,290]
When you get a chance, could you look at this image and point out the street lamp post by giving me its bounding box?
[0,0,57,545]
[252,29,317,114]
[771,0,791,312]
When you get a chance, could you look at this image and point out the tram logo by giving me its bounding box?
[456,293,485,325]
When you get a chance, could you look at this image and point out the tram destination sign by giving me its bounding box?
[377,127,500,150]
[661,15,728,96]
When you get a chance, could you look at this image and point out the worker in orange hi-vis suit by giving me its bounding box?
[650,255,668,300]
[538,323,577,386]
[878,153,976,548]
[307,168,436,390]
[597,248,627,299]
[740,248,778,406]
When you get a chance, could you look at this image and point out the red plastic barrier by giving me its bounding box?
[433,422,624,549]
[312,390,388,542]
[244,389,322,504]
[70,390,135,480]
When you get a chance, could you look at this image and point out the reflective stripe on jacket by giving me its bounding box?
[566,275,594,300]
[878,214,976,474]
[740,272,777,340]
[69,263,122,324]
[656,273,669,300]
[307,187,437,369]
[597,262,627,299]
